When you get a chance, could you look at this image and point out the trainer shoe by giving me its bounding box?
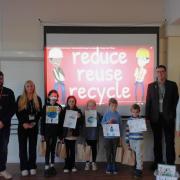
[0,170,12,179]
[85,162,90,171]
[92,162,97,171]
[21,170,29,176]
[63,169,69,173]
[30,169,36,175]
[72,167,77,172]
[106,164,111,174]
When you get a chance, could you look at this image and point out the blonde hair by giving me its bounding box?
[136,48,150,59]
[86,99,96,107]
[18,80,40,111]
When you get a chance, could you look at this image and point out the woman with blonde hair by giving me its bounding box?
[16,80,42,176]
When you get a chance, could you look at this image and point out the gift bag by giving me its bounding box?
[56,141,66,159]
[38,140,46,156]
[76,143,85,161]
[84,145,91,161]
[115,146,123,163]
[122,148,135,166]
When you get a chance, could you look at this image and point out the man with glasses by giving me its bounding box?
[146,65,179,170]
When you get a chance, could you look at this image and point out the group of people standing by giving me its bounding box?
[0,64,179,179]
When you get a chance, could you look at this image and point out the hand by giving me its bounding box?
[119,138,122,146]
[108,120,112,124]
[77,113,81,118]
[0,121,4,129]
[41,136,45,141]
[28,123,34,129]
[30,122,36,128]
[127,143,130,149]
[176,131,180,136]
[61,138,64,143]
[23,123,30,129]
[57,107,61,113]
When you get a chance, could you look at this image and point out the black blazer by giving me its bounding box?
[16,96,42,129]
[145,80,179,123]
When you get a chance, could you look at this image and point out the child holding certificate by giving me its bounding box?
[125,104,144,178]
[61,96,83,173]
[84,99,102,171]
[101,98,122,175]
[41,90,62,177]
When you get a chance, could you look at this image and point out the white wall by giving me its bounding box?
[0,0,164,52]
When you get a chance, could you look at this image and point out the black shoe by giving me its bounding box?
[134,169,142,178]
[44,169,51,177]
[49,167,57,176]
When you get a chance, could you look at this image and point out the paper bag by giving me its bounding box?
[122,148,135,166]
[38,140,46,156]
[115,146,123,163]
[84,145,91,161]
[56,142,66,159]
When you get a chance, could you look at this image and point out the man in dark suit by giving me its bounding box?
[146,65,179,170]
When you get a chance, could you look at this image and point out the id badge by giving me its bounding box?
[29,115,35,121]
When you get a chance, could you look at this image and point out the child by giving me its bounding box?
[84,99,102,171]
[61,96,83,173]
[41,90,62,177]
[101,98,122,175]
[125,104,144,177]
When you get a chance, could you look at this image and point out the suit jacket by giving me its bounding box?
[145,80,179,124]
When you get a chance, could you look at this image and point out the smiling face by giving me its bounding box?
[131,108,140,118]
[87,101,96,110]
[156,67,166,83]
[109,103,118,112]
[25,81,35,95]
[68,97,76,109]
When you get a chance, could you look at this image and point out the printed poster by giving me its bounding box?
[46,106,59,124]
[63,110,78,129]
[103,124,120,137]
[85,110,97,127]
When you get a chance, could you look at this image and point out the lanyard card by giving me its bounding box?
[63,110,78,129]
[85,110,97,127]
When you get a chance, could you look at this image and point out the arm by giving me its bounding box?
[16,96,28,126]
[145,84,152,120]
[101,113,107,125]
[176,99,180,134]
[125,122,130,145]
[1,90,15,127]
[173,83,179,116]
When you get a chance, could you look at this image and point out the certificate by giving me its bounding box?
[46,106,59,124]
[85,110,97,127]
[102,124,120,137]
[127,118,147,133]
[63,110,78,129]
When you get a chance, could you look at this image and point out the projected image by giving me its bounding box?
[45,46,154,106]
